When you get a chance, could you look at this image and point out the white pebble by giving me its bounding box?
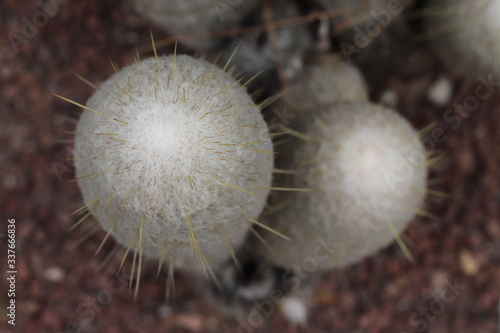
[427,76,453,107]
[44,267,65,282]
[379,89,398,108]
[281,296,307,325]
[158,304,172,318]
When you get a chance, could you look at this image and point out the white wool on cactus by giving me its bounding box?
[133,0,259,50]
[286,59,369,112]
[424,0,500,77]
[73,55,273,273]
[261,101,428,270]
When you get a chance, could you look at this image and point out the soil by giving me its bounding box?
[1,1,499,333]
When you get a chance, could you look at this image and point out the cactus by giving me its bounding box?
[260,101,428,270]
[424,0,500,76]
[71,54,274,280]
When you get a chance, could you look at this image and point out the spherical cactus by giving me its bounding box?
[424,0,500,77]
[73,55,273,273]
[133,0,259,50]
[261,101,427,270]
[286,59,369,113]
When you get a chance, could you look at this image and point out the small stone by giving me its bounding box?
[44,267,65,282]
[427,76,453,106]
[459,249,479,276]
[176,314,203,332]
[158,304,172,318]
[379,89,398,108]
[281,296,307,325]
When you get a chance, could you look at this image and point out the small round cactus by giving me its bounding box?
[261,101,427,269]
[73,55,273,273]
[424,0,500,76]
[133,0,259,50]
[286,59,369,113]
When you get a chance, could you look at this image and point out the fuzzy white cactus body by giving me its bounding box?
[74,55,273,272]
[425,0,500,76]
[262,102,427,270]
[134,0,259,50]
[287,60,369,112]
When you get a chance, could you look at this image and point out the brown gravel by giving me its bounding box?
[1,1,499,333]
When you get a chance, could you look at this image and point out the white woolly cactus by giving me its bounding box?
[286,60,369,112]
[133,0,259,50]
[261,102,427,269]
[73,55,273,273]
[424,0,500,76]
